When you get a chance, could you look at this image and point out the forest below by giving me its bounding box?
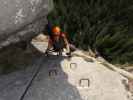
[48,0,133,65]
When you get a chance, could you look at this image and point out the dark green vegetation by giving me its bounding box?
[48,0,133,64]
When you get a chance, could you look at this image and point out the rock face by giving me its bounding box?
[0,0,53,48]
[0,40,132,100]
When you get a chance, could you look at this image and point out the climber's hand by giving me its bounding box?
[66,52,71,57]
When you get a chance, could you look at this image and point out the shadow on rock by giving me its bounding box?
[0,42,44,75]
[23,55,82,100]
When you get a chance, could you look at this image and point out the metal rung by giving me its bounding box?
[79,78,90,88]
[49,69,58,77]
[70,63,77,70]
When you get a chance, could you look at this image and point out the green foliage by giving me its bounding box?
[48,0,133,64]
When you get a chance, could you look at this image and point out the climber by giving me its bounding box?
[45,26,76,56]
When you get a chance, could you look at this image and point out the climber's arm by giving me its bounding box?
[62,34,70,53]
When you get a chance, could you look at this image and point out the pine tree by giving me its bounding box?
[48,0,133,64]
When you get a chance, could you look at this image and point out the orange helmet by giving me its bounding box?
[52,26,61,36]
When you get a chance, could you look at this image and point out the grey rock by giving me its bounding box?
[0,0,53,48]
[0,56,45,100]
[0,41,131,100]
